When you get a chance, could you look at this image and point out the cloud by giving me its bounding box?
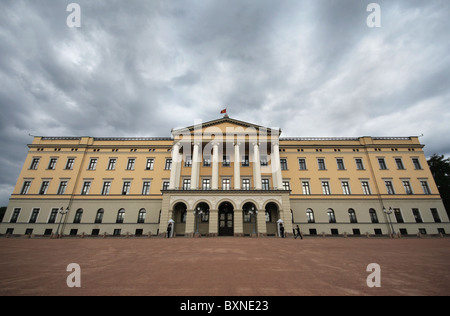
[0,0,450,205]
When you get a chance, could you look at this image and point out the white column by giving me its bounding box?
[272,142,283,189]
[191,142,200,189]
[253,142,262,189]
[212,142,219,190]
[169,142,181,189]
[234,142,241,190]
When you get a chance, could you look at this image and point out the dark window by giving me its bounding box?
[29,208,40,223]
[95,209,104,224]
[73,209,83,223]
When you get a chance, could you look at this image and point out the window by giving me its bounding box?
[65,158,75,170]
[122,181,131,195]
[412,158,422,169]
[282,181,290,191]
[262,179,270,190]
[81,181,91,195]
[348,209,357,223]
[385,181,395,195]
[30,158,40,170]
[302,181,311,195]
[341,181,351,195]
[48,158,57,170]
[10,208,21,223]
[395,158,405,170]
[138,209,146,223]
[73,209,83,224]
[322,181,331,195]
[48,208,59,224]
[142,181,151,195]
[336,158,345,170]
[369,209,379,223]
[412,208,423,223]
[95,209,104,223]
[306,209,315,223]
[378,158,387,170]
[116,209,125,223]
[39,181,50,195]
[355,158,364,170]
[202,179,211,190]
[420,181,431,194]
[223,155,230,167]
[242,179,250,190]
[126,158,135,170]
[146,158,154,170]
[242,155,249,167]
[21,181,31,195]
[185,155,192,167]
[29,208,40,223]
[403,181,413,194]
[88,158,97,170]
[203,156,211,167]
[280,159,288,170]
[260,155,268,166]
[165,159,172,170]
[222,178,231,190]
[318,158,326,170]
[108,158,116,170]
[57,181,68,195]
[431,208,441,223]
[298,158,307,170]
[162,181,170,191]
[265,211,272,223]
[394,208,404,223]
[361,181,371,195]
[327,209,336,223]
[113,229,122,236]
[102,181,111,195]
[183,178,191,190]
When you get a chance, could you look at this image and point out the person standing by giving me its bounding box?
[279,223,285,238]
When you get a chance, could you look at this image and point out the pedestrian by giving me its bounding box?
[167,223,172,238]
[295,225,303,239]
[279,223,285,238]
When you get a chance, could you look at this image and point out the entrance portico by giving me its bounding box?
[159,190,292,237]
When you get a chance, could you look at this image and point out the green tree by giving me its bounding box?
[427,154,450,219]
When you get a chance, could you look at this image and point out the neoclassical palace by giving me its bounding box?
[1,115,449,237]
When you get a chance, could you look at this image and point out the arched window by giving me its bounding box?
[195,202,210,222]
[369,209,379,223]
[73,208,83,224]
[95,209,104,223]
[138,208,146,223]
[116,209,125,223]
[327,208,336,223]
[306,209,315,223]
[348,208,358,223]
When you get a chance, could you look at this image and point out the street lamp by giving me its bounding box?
[55,206,69,237]
[248,206,258,235]
[194,206,203,235]
[383,206,396,235]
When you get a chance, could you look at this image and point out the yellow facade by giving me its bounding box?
[1,116,449,237]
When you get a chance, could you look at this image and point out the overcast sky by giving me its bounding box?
[1,0,449,206]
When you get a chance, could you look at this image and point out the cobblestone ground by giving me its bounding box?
[0,237,449,296]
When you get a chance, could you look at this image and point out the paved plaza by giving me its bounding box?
[0,237,449,296]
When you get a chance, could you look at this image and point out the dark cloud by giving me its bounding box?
[1,0,450,205]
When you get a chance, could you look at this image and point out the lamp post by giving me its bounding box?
[383,206,395,236]
[194,206,203,235]
[55,207,69,237]
[249,206,258,235]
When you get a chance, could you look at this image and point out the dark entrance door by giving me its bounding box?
[218,202,234,236]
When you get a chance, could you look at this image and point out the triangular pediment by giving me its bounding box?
[172,116,281,139]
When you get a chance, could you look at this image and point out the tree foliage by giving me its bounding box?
[427,154,450,218]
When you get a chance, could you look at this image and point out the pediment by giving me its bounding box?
[172,116,281,139]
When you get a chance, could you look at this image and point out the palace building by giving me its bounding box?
[1,115,449,237]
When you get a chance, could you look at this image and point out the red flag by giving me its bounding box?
[220,109,227,114]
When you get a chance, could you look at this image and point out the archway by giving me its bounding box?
[194,202,210,236]
[218,201,234,236]
[242,202,258,236]
[265,202,279,236]
[173,202,187,236]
